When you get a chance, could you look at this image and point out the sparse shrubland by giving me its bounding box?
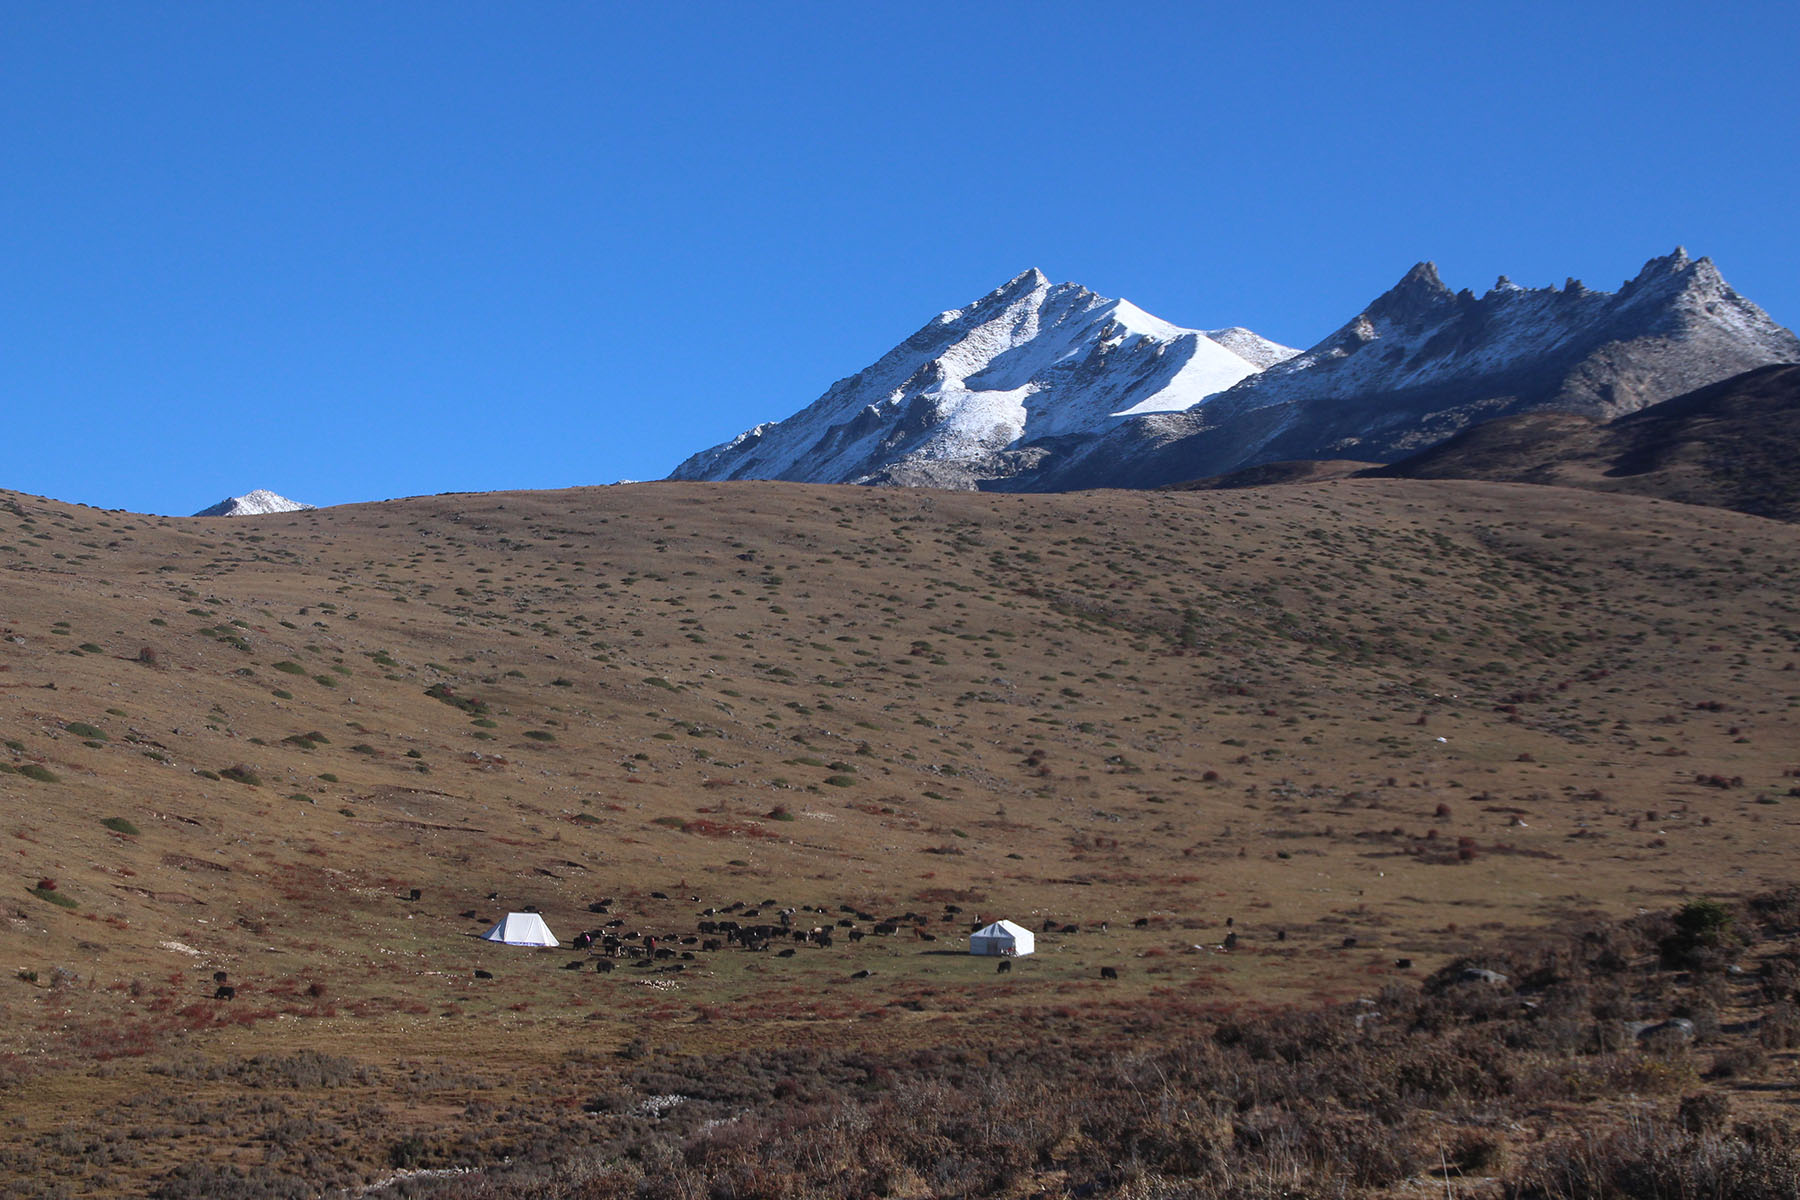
[2,479,1800,1197]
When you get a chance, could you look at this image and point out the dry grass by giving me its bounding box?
[0,476,1797,1194]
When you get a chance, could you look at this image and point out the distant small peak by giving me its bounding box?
[1002,267,1050,292]
[192,488,313,517]
[1491,274,1522,293]
[1564,277,1588,295]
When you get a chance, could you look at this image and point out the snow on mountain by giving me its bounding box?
[668,270,1296,487]
[669,250,1798,493]
[192,489,314,517]
[1004,249,1800,492]
[1218,248,1799,424]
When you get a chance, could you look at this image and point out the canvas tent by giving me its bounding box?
[481,912,559,947]
[969,919,1035,957]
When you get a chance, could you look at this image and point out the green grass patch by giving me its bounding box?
[28,886,76,910]
[272,661,307,675]
[64,722,106,740]
[101,817,140,836]
[18,764,58,784]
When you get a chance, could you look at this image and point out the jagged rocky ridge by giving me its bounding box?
[192,489,314,517]
[669,251,1799,491]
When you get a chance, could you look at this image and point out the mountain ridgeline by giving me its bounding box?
[669,251,1799,491]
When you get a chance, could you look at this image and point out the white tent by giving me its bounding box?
[969,919,1035,957]
[481,912,559,947]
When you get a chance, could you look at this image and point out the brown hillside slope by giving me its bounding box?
[1,479,1798,1195]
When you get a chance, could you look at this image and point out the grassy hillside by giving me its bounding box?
[2,478,1798,1196]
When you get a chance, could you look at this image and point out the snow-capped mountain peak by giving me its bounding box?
[192,489,314,517]
[668,272,1296,488]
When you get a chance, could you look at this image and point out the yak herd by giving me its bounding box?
[198,894,1150,1002]
[487,897,1130,982]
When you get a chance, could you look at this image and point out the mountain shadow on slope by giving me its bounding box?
[1359,363,1800,521]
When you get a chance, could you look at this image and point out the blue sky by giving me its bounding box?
[4,2,1795,514]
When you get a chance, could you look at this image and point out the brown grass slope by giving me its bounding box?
[1361,363,1800,521]
[1167,458,1376,491]
[1,478,1799,1195]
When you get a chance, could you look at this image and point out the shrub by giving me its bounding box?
[65,722,106,740]
[272,661,306,675]
[219,765,262,787]
[18,764,57,783]
[524,730,556,742]
[425,683,488,716]
[101,817,140,836]
[1663,898,1739,968]
[29,885,76,910]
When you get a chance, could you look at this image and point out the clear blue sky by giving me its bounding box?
[4,2,1795,514]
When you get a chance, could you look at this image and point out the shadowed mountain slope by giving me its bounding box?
[1363,363,1800,521]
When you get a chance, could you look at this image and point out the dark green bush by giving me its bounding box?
[29,886,76,910]
[425,683,488,716]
